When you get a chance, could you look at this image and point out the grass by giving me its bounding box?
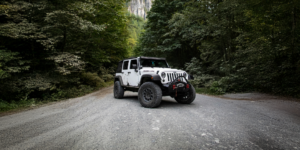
[0,81,114,113]
[195,87,224,96]
[0,99,37,112]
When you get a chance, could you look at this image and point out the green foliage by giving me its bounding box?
[0,0,130,105]
[97,66,114,82]
[102,74,114,82]
[189,75,215,88]
[135,0,199,67]
[49,85,94,101]
[0,49,30,79]
[81,72,105,87]
[47,53,85,75]
[185,58,202,76]
[195,88,223,96]
[127,13,145,56]
[136,0,300,97]
[209,81,225,95]
[0,98,36,111]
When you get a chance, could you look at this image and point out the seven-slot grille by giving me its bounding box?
[166,73,186,82]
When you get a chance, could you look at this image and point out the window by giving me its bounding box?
[123,61,129,70]
[130,59,137,69]
[116,61,123,73]
[140,59,169,68]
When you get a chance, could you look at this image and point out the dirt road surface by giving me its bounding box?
[0,86,300,150]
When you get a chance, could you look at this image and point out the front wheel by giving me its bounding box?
[175,84,196,104]
[138,82,162,108]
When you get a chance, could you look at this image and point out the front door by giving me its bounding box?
[128,59,139,86]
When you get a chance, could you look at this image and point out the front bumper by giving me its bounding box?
[162,76,191,96]
[168,82,190,92]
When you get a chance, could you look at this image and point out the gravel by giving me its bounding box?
[0,86,299,150]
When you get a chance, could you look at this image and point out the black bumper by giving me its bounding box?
[163,76,191,96]
[168,81,190,93]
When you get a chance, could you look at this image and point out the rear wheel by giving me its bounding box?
[114,81,124,99]
[138,82,162,108]
[175,84,196,104]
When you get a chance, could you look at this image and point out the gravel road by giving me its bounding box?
[0,86,300,150]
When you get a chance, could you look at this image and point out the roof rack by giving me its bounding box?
[140,56,166,60]
[122,56,166,60]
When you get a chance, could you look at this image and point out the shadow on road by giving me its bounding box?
[159,100,181,108]
[122,96,138,99]
[121,94,195,108]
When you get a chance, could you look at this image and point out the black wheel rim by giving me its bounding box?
[180,91,190,101]
[143,88,153,101]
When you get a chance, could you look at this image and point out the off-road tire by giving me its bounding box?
[138,82,162,108]
[114,81,124,99]
[175,84,196,104]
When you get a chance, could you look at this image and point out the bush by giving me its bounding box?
[102,74,114,82]
[185,57,203,76]
[99,66,115,75]
[190,74,216,88]
[204,76,240,94]
[208,81,225,94]
[81,72,105,87]
[49,85,94,100]
[0,98,36,111]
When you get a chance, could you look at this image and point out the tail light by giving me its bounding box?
[186,84,189,89]
[173,84,176,90]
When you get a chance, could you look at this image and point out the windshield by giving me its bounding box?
[140,59,169,68]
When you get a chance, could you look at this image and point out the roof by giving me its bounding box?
[122,56,166,61]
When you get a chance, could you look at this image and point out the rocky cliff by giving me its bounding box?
[127,0,154,20]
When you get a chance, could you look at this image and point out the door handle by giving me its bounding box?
[128,72,131,74]
[122,72,124,74]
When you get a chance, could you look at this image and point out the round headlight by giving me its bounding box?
[183,72,187,77]
[161,72,166,78]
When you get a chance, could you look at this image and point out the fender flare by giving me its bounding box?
[114,75,125,86]
[139,74,161,85]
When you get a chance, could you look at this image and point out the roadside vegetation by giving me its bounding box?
[0,81,113,112]
[134,0,300,97]
[0,0,145,112]
[194,88,223,96]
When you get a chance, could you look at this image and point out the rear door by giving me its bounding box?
[128,59,139,86]
[122,60,129,85]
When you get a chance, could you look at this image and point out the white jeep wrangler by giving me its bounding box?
[114,56,196,108]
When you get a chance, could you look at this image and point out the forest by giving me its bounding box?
[0,0,145,110]
[0,0,299,111]
[135,0,300,97]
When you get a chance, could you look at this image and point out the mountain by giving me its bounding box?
[127,0,154,19]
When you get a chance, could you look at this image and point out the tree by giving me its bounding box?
[0,0,130,101]
[136,0,198,68]
[135,0,300,97]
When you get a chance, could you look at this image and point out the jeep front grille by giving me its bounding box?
[166,73,186,82]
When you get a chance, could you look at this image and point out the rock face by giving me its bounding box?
[127,0,154,20]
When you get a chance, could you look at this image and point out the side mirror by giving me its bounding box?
[132,64,137,69]
[139,66,143,69]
